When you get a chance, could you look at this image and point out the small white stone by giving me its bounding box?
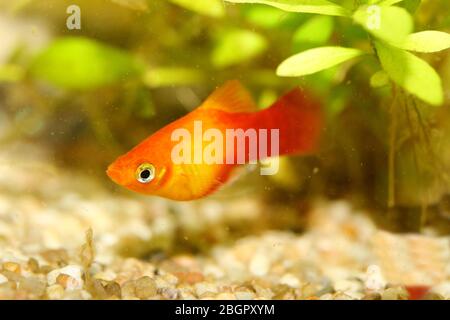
[334,279,362,294]
[249,253,270,277]
[195,282,218,296]
[235,291,256,300]
[179,291,196,300]
[364,265,386,292]
[0,273,8,284]
[279,273,300,288]
[215,292,236,300]
[163,273,179,286]
[203,264,225,278]
[430,282,450,299]
[61,275,82,291]
[319,293,334,300]
[80,290,92,300]
[253,285,274,299]
[47,265,83,290]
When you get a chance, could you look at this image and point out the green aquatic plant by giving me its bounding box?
[30,37,144,90]
[225,0,450,229]
[225,0,450,106]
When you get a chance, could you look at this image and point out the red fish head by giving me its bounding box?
[106,146,169,195]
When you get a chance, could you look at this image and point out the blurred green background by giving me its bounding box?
[0,0,449,233]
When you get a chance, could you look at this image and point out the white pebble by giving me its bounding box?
[364,265,386,292]
[334,279,364,299]
[431,282,450,299]
[47,265,83,290]
[249,253,270,277]
[215,292,236,300]
[235,291,256,300]
[334,279,361,292]
[203,264,225,278]
[195,282,218,296]
[0,273,8,284]
[279,274,300,288]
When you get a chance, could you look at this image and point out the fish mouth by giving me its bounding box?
[106,162,124,185]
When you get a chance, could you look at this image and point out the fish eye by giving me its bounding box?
[135,163,155,184]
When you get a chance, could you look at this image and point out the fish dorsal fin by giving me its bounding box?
[200,80,257,113]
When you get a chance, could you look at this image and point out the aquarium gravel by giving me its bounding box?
[0,143,448,300]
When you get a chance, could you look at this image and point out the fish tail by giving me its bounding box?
[261,87,323,156]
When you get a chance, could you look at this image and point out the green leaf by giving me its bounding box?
[375,41,443,106]
[212,29,268,68]
[400,31,450,53]
[167,0,224,17]
[328,87,350,116]
[110,0,149,11]
[277,46,364,77]
[353,5,413,45]
[143,67,205,87]
[293,16,334,46]
[224,0,349,16]
[370,70,389,87]
[0,64,25,83]
[30,37,143,90]
[244,5,298,29]
[258,89,278,109]
[397,0,421,14]
[378,0,405,5]
[134,88,156,118]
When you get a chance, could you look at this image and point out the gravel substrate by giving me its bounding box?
[0,143,449,300]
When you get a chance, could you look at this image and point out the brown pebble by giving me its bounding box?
[185,272,204,285]
[2,262,21,274]
[174,272,204,285]
[40,249,69,266]
[56,274,73,289]
[300,283,320,299]
[362,292,382,300]
[1,270,21,282]
[423,292,445,300]
[1,280,17,290]
[135,276,157,299]
[121,280,136,298]
[274,290,296,300]
[27,258,40,273]
[90,279,108,299]
[382,286,409,300]
[105,281,122,299]
[19,277,46,297]
[39,265,53,274]
[46,284,64,300]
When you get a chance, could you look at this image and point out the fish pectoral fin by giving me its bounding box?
[200,80,257,113]
[212,164,254,191]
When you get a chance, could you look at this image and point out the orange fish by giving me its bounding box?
[107,80,322,200]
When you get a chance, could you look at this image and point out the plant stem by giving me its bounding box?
[402,91,427,230]
[388,84,398,208]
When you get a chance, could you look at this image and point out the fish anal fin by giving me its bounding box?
[200,80,257,113]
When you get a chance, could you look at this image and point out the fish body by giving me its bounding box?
[107,80,322,200]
